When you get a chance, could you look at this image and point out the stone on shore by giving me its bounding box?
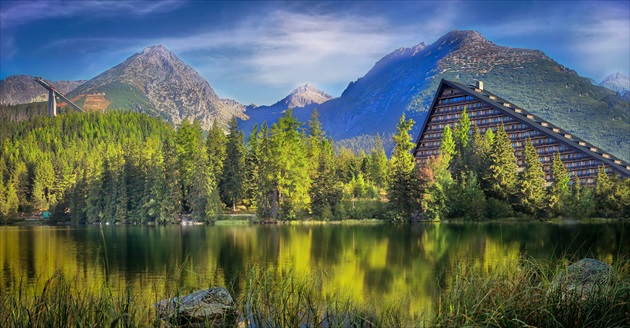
[551,258,614,302]
[153,287,238,327]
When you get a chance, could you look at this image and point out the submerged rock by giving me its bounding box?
[551,258,614,302]
[154,287,238,327]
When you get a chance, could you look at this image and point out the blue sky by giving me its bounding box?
[1,0,629,105]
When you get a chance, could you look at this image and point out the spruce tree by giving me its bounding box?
[175,119,204,213]
[594,165,616,217]
[369,134,388,189]
[206,118,227,183]
[518,138,548,217]
[566,177,595,218]
[549,152,570,216]
[243,125,261,209]
[387,114,420,220]
[268,109,311,220]
[310,139,342,220]
[487,125,518,203]
[220,117,246,211]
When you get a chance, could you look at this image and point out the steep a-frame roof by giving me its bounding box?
[413,79,630,177]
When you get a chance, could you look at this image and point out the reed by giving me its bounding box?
[433,257,630,327]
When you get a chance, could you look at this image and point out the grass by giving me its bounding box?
[1,257,628,327]
[434,257,630,327]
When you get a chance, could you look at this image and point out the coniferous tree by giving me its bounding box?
[518,139,548,217]
[594,165,616,217]
[256,123,274,219]
[220,117,246,211]
[310,139,342,220]
[268,109,311,220]
[243,125,262,209]
[487,125,518,203]
[387,114,420,220]
[206,118,227,183]
[451,109,471,178]
[175,119,204,213]
[306,109,325,177]
[159,132,182,223]
[369,134,388,189]
[549,152,570,216]
[449,172,486,220]
[566,177,595,218]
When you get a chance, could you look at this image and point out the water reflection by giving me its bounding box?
[0,222,627,316]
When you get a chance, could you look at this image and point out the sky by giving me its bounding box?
[1,0,629,105]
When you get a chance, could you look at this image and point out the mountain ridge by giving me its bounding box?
[67,45,247,129]
[0,75,86,106]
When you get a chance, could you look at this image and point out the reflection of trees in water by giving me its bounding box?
[0,222,627,314]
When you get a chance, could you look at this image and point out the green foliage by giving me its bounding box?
[448,172,487,221]
[261,110,312,220]
[387,114,421,220]
[549,152,571,216]
[369,135,389,189]
[566,177,595,219]
[220,117,246,211]
[518,139,548,217]
[310,140,343,221]
[487,124,519,203]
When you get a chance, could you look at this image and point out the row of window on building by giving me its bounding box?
[437,95,474,105]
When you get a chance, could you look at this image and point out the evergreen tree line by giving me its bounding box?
[387,110,630,220]
[0,110,390,223]
[1,109,628,223]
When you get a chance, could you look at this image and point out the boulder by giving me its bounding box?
[551,258,614,301]
[154,287,238,327]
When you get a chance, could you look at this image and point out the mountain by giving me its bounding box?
[67,45,247,129]
[238,83,332,134]
[600,71,630,95]
[306,30,629,161]
[0,75,85,105]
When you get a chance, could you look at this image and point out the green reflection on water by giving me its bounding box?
[0,222,627,317]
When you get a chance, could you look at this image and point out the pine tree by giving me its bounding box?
[206,118,227,183]
[518,138,548,217]
[387,114,420,220]
[306,109,325,177]
[451,109,471,178]
[256,123,274,219]
[487,125,518,203]
[369,134,388,189]
[594,165,616,217]
[175,119,204,213]
[243,125,261,209]
[448,172,486,220]
[220,117,246,211]
[268,109,311,220]
[566,177,595,218]
[310,139,342,220]
[159,132,182,223]
[549,152,570,216]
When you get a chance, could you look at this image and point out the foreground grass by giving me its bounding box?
[1,257,628,327]
[435,257,630,327]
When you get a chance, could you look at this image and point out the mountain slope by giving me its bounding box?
[238,84,332,134]
[600,71,630,95]
[0,75,85,105]
[68,45,247,129]
[313,30,629,161]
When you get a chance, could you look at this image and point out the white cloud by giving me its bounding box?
[0,0,185,30]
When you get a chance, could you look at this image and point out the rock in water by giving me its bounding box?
[154,287,238,327]
[551,258,614,301]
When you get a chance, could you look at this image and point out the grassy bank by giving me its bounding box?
[1,257,628,327]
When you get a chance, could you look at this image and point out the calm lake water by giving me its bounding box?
[1,221,628,316]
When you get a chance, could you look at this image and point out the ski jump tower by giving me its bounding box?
[33,77,85,116]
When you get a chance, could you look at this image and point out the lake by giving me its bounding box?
[1,221,628,317]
